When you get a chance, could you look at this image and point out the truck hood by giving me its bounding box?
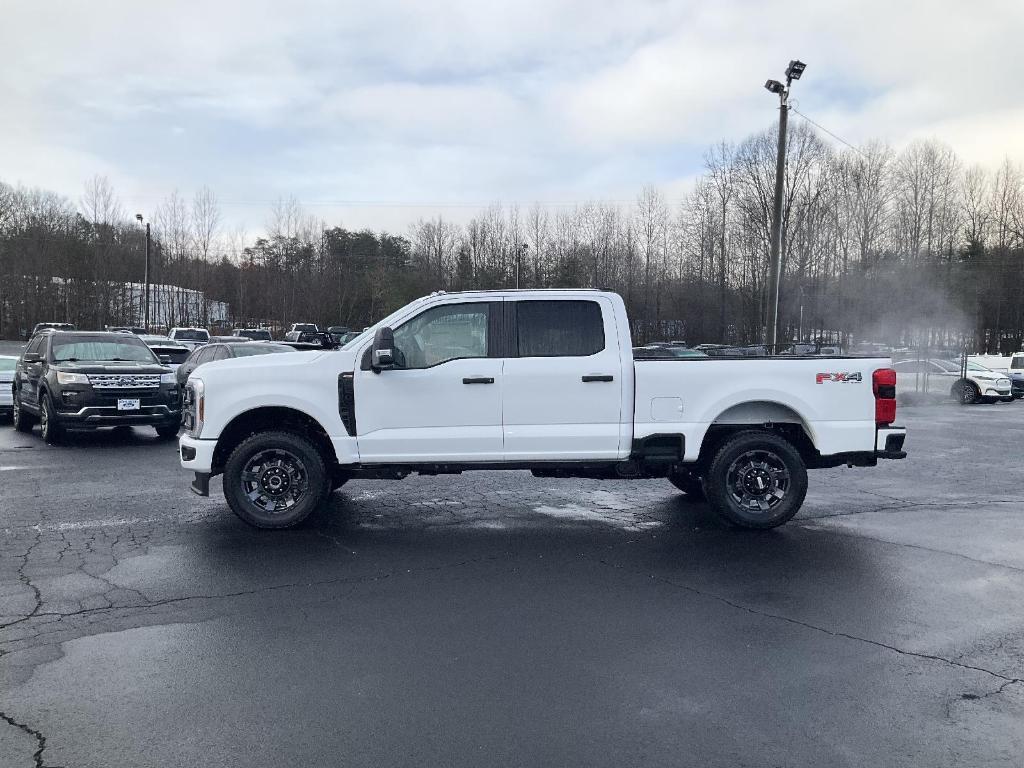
[190,349,354,380]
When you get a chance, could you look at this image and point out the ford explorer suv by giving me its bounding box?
[179,290,907,530]
[12,331,181,443]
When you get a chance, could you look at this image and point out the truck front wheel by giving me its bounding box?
[705,431,808,529]
[223,431,330,529]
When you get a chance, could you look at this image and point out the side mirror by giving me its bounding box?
[371,327,396,372]
[23,352,41,364]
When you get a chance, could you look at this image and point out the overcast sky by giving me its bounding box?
[2,0,1023,234]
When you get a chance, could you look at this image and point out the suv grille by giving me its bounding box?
[87,374,161,389]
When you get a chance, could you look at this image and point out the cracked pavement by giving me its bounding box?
[2,403,1024,766]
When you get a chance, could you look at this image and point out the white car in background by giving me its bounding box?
[893,358,1013,404]
[168,327,211,351]
[968,354,1011,372]
[1008,352,1024,399]
[0,354,16,420]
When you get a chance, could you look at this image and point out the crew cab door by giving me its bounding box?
[354,300,503,462]
[502,297,625,460]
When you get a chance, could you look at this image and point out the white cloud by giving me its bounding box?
[1,0,1023,232]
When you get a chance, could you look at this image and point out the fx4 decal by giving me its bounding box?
[816,372,863,384]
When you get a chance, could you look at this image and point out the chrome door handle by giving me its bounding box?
[582,374,613,382]
[462,377,494,384]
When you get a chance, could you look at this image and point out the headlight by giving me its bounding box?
[160,372,176,385]
[187,378,205,438]
[56,371,89,385]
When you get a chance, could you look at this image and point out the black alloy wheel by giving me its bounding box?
[223,431,330,529]
[705,431,808,529]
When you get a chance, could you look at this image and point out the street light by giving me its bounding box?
[136,214,151,330]
[763,58,807,350]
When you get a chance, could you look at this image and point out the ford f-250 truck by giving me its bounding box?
[178,290,907,530]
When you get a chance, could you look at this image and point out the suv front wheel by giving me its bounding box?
[39,395,64,445]
[223,431,331,529]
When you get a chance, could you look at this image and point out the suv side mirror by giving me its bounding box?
[23,352,41,364]
[371,327,396,372]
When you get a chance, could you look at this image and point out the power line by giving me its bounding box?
[790,106,869,160]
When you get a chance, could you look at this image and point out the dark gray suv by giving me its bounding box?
[12,331,181,444]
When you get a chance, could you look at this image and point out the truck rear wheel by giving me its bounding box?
[704,431,807,529]
[223,431,330,529]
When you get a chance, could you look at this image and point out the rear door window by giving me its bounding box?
[515,300,605,357]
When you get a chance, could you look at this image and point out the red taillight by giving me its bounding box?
[873,368,896,425]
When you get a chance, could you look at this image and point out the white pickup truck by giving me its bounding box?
[178,290,906,530]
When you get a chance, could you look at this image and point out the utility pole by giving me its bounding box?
[763,59,805,350]
[136,214,151,330]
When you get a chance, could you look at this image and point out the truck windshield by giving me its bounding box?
[51,336,157,363]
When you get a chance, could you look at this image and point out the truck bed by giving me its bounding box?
[632,356,893,461]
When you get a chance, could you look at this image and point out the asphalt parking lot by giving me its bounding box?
[1,400,1024,767]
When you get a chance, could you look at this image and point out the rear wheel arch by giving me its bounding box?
[696,401,816,469]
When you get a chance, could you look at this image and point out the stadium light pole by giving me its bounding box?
[764,59,805,350]
[136,214,151,330]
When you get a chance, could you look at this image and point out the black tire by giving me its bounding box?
[668,469,705,500]
[155,423,180,439]
[704,431,808,530]
[39,395,63,445]
[12,391,35,433]
[223,431,330,529]
[954,380,980,405]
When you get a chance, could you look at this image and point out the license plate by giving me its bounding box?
[117,398,141,411]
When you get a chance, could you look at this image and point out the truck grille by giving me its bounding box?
[87,374,161,389]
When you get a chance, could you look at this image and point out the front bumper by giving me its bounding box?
[179,433,216,474]
[876,426,907,459]
[54,404,180,428]
[179,434,216,497]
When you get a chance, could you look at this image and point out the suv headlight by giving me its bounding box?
[160,372,176,385]
[56,371,90,385]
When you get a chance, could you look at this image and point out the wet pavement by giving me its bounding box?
[1,402,1023,767]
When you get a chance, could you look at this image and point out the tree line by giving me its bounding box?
[1,120,1023,352]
